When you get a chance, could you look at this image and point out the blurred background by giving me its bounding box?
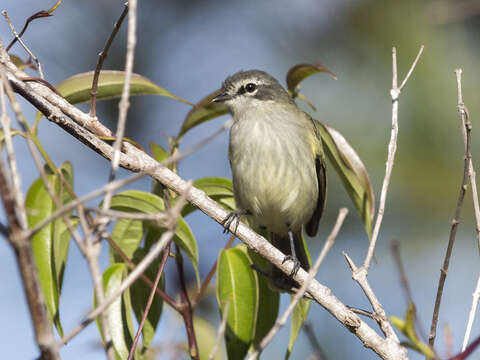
[1,0,480,359]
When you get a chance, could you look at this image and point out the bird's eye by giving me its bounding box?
[245,83,257,93]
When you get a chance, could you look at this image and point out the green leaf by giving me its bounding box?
[110,190,199,284]
[110,190,165,214]
[391,303,435,359]
[247,249,280,347]
[286,298,311,359]
[145,218,200,287]
[316,121,375,237]
[286,62,337,95]
[111,219,143,261]
[182,177,235,216]
[131,249,164,352]
[216,246,258,360]
[26,162,76,336]
[149,142,169,163]
[177,89,229,139]
[97,263,135,360]
[55,70,193,106]
[194,316,224,360]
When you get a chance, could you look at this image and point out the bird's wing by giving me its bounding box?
[305,119,327,237]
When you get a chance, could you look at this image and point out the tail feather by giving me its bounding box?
[269,231,310,288]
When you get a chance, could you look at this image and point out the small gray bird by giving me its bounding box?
[213,70,326,285]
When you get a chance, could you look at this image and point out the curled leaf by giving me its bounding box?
[177,89,229,139]
[316,120,375,237]
[286,62,337,95]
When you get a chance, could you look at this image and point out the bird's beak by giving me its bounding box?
[212,92,232,103]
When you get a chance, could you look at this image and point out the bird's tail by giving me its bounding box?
[269,231,311,289]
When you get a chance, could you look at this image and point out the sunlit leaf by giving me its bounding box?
[194,316,224,360]
[131,248,164,351]
[150,142,169,163]
[54,70,194,106]
[316,120,375,237]
[286,298,311,359]
[217,246,258,360]
[96,263,135,360]
[182,177,235,216]
[391,303,435,359]
[26,162,75,336]
[286,62,337,95]
[177,89,229,139]
[111,219,143,262]
[110,190,199,282]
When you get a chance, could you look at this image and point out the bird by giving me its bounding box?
[213,70,326,287]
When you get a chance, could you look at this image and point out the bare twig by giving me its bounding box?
[248,208,348,359]
[390,240,414,305]
[128,239,172,360]
[208,300,230,360]
[303,322,328,360]
[428,68,471,348]
[0,78,58,359]
[364,45,424,270]
[100,0,136,211]
[58,228,175,347]
[1,44,410,359]
[2,11,45,79]
[90,3,129,118]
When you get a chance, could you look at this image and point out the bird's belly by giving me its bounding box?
[230,123,318,234]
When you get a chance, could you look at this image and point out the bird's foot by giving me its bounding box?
[221,209,249,234]
[282,255,301,277]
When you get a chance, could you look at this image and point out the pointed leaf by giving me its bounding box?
[178,89,229,139]
[26,162,76,336]
[149,142,169,163]
[216,246,258,360]
[391,303,435,359]
[131,248,164,351]
[316,121,375,237]
[286,298,311,359]
[286,62,337,95]
[97,263,135,360]
[54,70,193,106]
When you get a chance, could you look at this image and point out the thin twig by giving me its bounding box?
[248,208,348,359]
[1,42,410,359]
[462,277,480,351]
[192,234,235,308]
[303,322,328,360]
[208,300,230,360]
[364,45,424,270]
[128,239,172,360]
[90,3,129,118]
[428,68,471,348]
[2,10,45,79]
[58,228,175,347]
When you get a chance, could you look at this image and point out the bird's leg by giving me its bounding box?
[221,209,250,234]
[282,226,301,277]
